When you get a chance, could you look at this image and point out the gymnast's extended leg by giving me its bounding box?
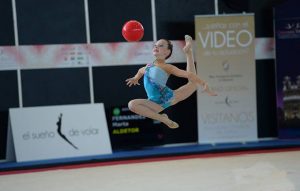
[172,35,198,105]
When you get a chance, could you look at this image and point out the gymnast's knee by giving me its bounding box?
[128,100,137,112]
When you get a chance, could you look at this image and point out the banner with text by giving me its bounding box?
[9,103,112,162]
[275,15,300,138]
[195,14,257,143]
[0,39,273,70]
[0,41,186,70]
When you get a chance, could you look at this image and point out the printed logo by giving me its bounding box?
[222,60,230,72]
[56,113,78,150]
[277,20,300,39]
[214,96,239,107]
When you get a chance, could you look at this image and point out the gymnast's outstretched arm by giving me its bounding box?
[166,65,217,96]
[125,66,146,87]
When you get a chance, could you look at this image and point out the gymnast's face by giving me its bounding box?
[152,39,171,60]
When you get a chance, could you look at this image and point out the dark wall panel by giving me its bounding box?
[249,0,278,37]
[274,0,300,18]
[0,111,9,159]
[156,0,214,40]
[89,0,153,43]
[0,70,19,159]
[93,65,146,107]
[16,0,86,45]
[0,70,19,110]
[219,0,284,37]
[218,0,250,13]
[0,0,15,45]
[22,68,90,107]
[256,60,278,137]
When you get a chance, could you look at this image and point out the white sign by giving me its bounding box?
[195,14,258,143]
[9,103,112,162]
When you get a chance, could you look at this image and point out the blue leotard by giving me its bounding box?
[143,63,174,109]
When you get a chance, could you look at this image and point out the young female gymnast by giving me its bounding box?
[126,35,217,129]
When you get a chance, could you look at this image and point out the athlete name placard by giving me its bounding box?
[8,103,112,162]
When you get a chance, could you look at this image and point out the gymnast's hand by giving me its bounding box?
[202,82,217,96]
[125,77,140,87]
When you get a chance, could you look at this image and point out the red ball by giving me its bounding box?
[122,20,144,42]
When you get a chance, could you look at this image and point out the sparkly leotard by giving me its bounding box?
[143,63,174,109]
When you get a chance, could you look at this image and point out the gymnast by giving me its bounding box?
[126,35,217,129]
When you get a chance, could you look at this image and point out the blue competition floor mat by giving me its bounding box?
[1,138,300,172]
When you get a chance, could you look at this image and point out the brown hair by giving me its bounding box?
[162,39,173,60]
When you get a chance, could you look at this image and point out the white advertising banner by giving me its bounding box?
[9,103,112,162]
[0,41,186,70]
[0,39,273,70]
[195,14,258,143]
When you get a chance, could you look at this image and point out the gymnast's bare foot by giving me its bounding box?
[183,35,193,54]
[161,114,179,129]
